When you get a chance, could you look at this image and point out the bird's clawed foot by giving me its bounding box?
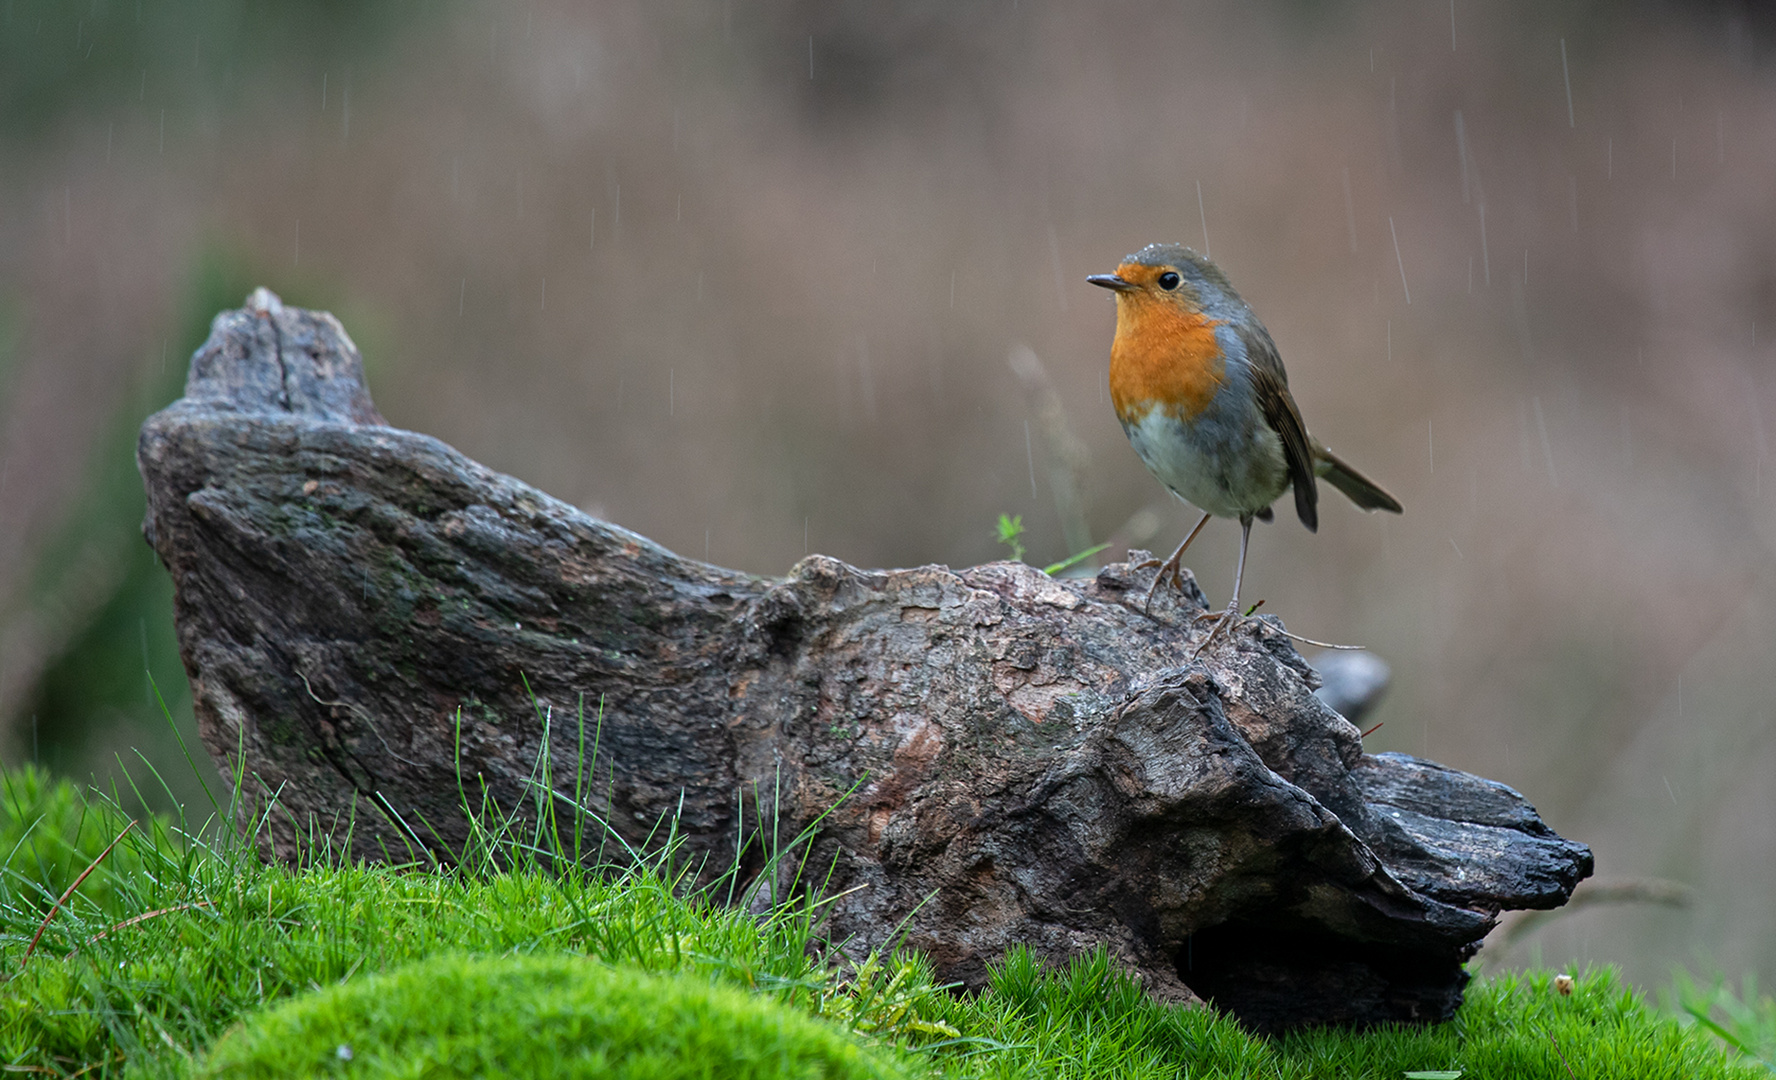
[1139,551,1190,616]
[1188,605,1238,659]
[1138,510,1213,618]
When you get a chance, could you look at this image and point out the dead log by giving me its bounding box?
[136,290,1592,1031]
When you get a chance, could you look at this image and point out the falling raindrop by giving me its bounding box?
[1479,203,1490,285]
[1341,167,1358,253]
[540,276,546,311]
[1523,248,1528,288]
[1454,111,1471,203]
[159,108,165,153]
[1389,216,1410,304]
[322,72,328,111]
[590,209,596,251]
[1560,38,1575,127]
[1196,181,1211,258]
[1671,137,1678,180]
[808,35,814,80]
[1449,0,1457,50]
[1532,395,1557,487]
[1024,420,1038,499]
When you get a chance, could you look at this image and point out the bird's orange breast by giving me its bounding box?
[1108,291,1227,423]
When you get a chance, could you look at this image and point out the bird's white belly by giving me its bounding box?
[1122,406,1289,519]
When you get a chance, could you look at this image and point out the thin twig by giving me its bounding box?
[19,820,137,969]
[62,901,215,959]
[1542,1024,1579,1079]
[65,1055,125,1079]
[1277,629,1367,650]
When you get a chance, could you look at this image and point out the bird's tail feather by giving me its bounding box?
[1313,445,1403,513]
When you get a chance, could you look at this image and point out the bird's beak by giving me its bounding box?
[1086,273,1135,293]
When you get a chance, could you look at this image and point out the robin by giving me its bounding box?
[1088,243,1402,648]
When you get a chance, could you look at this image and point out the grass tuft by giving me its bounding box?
[0,741,1768,1079]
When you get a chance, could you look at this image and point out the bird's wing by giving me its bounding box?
[1235,321,1319,532]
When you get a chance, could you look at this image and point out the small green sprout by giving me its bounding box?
[995,513,1027,562]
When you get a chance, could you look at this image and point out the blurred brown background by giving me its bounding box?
[3,0,1774,994]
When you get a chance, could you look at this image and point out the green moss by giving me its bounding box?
[1,764,1765,1080]
[195,953,906,1080]
[458,694,502,727]
[263,715,302,747]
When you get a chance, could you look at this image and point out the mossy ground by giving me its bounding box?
[196,953,906,1080]
[1,764,1769,1079]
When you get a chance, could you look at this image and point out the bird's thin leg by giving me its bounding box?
[1193,514,1252,658]
[1142,510,1213,615]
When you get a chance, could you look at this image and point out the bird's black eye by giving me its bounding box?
[1157,271,1181,291]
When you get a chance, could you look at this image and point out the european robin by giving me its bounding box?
[1088,243,1402,647]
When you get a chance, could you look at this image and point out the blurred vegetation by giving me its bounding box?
[0,0,419,142]
[8,252,334,812]
[0,763,181,919]
[0,0,421,816]
[1673,971,1776,1073]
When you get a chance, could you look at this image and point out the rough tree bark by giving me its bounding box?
[137,291,1592,1031]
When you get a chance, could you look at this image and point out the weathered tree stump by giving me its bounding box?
[137,291,1592,1031]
